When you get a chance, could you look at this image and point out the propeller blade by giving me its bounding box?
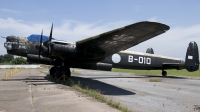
[49,23,53,41]
[38,30,43,63]
[47,23,53,57]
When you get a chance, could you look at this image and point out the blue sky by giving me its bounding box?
[0,0,200,59]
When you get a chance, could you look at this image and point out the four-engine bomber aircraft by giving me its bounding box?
[3,21,199,78]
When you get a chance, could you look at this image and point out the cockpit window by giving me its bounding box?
[27,34,49,43]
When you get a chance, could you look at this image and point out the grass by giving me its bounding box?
[56,79,132,112]
[71,72,82,76]
[0,62,13,65]
[112,67,200,77]
[149,78,162,82]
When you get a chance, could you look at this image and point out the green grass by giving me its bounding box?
[112,67,200,77]
[149,78,162,82]
[71,72,82,76]
[0,62,13,65]
[56,79,132,112]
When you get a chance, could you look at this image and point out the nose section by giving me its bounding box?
[4,36,16,50]
[5,36,10,41]
[4,42,12,50]
[4,36,9,50]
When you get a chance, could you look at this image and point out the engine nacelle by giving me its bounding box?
[27,54,55,64]
[51,43,76,56]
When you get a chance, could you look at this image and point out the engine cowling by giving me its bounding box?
[27,54,55,64]
[51,43,76,56]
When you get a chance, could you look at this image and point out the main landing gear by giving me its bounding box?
[162,70,167,77]
[49,66,71,79]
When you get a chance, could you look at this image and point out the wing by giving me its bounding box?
[76,21,170,57]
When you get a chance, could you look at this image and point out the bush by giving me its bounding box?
[0,54,14,63]
[11,57,28,64]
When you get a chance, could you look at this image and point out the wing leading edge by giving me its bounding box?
[76,21,170,57]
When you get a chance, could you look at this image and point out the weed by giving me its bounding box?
[56,77,132,112]
[149,78,161,82]
[112,67,200,77]
[71,72,81,76]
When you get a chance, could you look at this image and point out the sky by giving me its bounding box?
[0,0,199,59]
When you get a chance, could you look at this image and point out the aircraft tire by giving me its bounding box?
[55,67,63,79]
[55,67,71,80]
[162,71,167,77]
[49,67,57,77]
[65,67,71,78]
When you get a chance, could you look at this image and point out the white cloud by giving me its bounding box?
[0,18,131,54]
[53,20,132,42]
[147,16,158,22]
[130,24,200,59]
[0,18,199,60]
[0,18,132,41]
[0,9,25,14]
[134,5,142,12]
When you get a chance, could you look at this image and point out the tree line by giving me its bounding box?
[0,54,28,64]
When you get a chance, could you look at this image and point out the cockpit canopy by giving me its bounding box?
[27,34,49,43]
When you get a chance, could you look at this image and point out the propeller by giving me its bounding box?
[45,23,53,57]
[38,30,43,63]
[36,23,53,64]
[49,23,53,42]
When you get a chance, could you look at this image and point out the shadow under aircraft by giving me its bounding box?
[3,21,199,79]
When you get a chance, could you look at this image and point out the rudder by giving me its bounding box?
[185,41,199,72]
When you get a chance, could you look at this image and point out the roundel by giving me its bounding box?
[112,54,121,63]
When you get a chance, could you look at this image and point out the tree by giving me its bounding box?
[0,55,4,63]
[3,54,14,62]
[11,57,27,64]
[0,54,14,63]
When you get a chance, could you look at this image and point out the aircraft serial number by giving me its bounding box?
[128,55,151,64]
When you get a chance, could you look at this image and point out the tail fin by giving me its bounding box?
[185,41,199,72]
[146,47,154,54]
